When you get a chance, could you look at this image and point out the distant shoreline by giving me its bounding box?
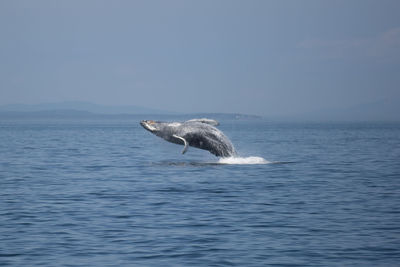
[0,109,263,121]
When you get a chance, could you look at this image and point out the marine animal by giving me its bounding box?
[140,119,236,157]
[185,118,219,126]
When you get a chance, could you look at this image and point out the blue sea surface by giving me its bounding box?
[1,118,399,266]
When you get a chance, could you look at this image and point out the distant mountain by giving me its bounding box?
[0,101,176,115]
[0,109,98,119]
[1,99,398,122]
[0,102,263,121]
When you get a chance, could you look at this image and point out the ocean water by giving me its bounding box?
[1,118,399,266]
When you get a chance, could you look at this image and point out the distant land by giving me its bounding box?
[0,99,398,122]
[0,101,174,115]
[0,102,262,120]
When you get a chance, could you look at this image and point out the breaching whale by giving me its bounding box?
[140,119,236,157]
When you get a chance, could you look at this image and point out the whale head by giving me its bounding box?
[140,120,183,140]
[140,120,161,133]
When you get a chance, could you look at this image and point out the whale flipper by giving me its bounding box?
[173,134,189,154]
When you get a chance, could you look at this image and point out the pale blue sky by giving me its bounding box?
[1,0,399,116]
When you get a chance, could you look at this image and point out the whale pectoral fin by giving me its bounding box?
[173,135,189,154]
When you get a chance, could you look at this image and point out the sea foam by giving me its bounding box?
[218,156,271,165]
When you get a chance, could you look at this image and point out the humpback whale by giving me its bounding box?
[185,118,219,126]
[140,119,236,157]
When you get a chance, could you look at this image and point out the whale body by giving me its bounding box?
[140,119,236,157]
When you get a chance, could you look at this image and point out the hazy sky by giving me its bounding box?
[1,0,399,116]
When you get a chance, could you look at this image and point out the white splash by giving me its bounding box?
[218,156,271,165]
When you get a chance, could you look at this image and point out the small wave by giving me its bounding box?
[218,156,271,165]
